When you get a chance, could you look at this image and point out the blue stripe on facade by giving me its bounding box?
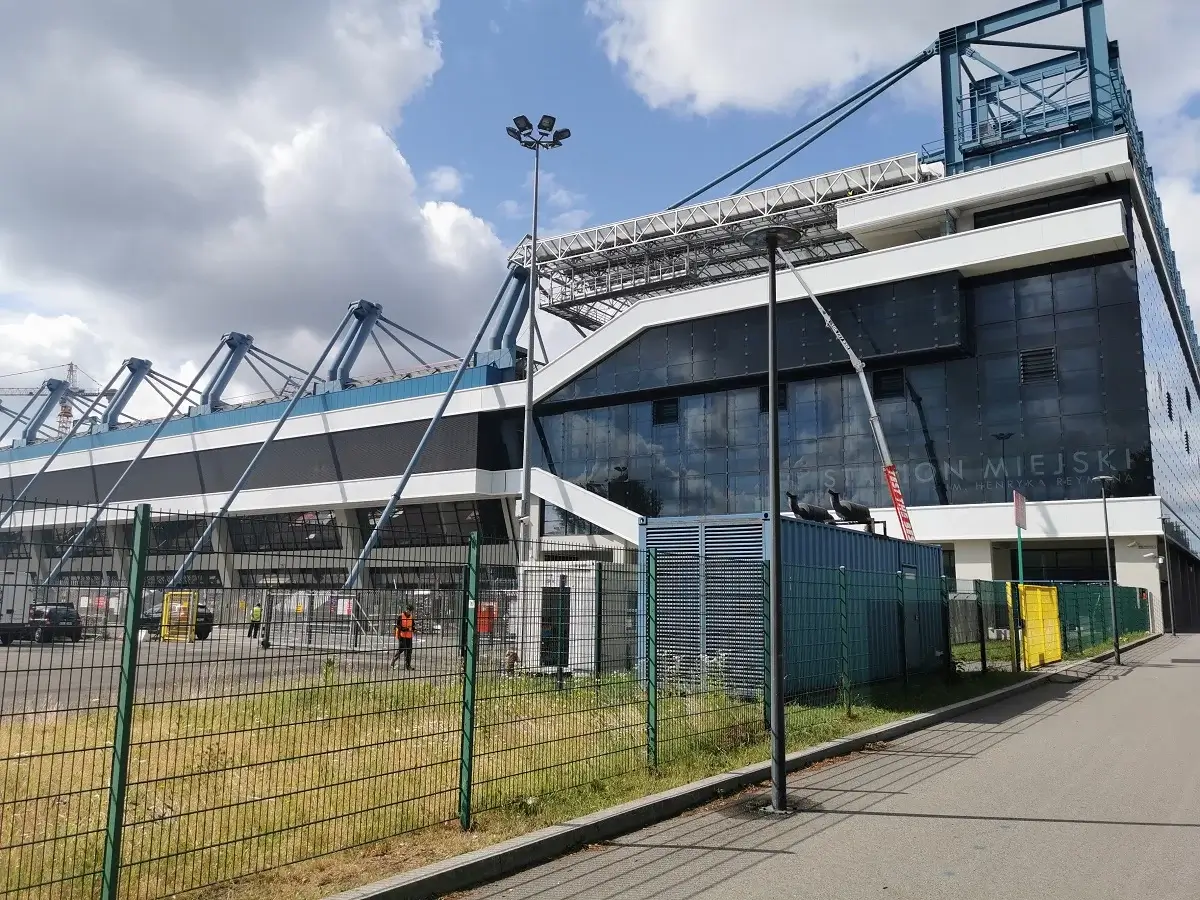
[0,366,505,464]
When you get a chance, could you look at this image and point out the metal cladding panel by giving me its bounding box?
[331,416,480,482]
[644,521,703,691]
[93,453,204,503]
[197,434,341,494]
[777,516,944,685]
[776,515,942,575]
[14,467,99,505]
[645,513,944,700]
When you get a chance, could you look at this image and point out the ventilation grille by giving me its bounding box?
[758,384,788,413]
[1019,348,1057,384]
[652,398,679,426]
[872,369,905,400]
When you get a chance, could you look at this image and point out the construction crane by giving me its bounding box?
[0,363,116,438]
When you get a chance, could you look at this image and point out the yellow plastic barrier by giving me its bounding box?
[160,590,199,643]
[1006,583,1063,668]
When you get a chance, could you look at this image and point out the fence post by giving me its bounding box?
[762,560,770,732]
[940,576,954,683]
[896,571,908,689]
[100,502,151,900]
[839,567,850,717]
[974,579,987,673]
[646,549,658,770]
[594,561,604,680]
[457,532,481,831]
[1009,582,1023,673]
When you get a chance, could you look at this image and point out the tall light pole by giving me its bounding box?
[507,115,571,558]
[1092,475,1120,665]
[743,223,803,813]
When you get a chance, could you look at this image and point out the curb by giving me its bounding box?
[330,633,1161,900]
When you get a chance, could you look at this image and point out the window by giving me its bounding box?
[1019,347,1057,383]
[1168,392,1174,421]
[228,511,342,552]
[1188,388,1193,413]
[652,398,679,426]
[872,369,906,400]
[758,383,788,413]
[1187,431,1191,454]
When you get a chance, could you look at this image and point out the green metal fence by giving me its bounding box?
[948,578,1153,672]
[2,498,1140,899]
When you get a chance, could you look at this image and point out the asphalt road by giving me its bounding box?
[0,626,474,713]
[465,635,1200,900]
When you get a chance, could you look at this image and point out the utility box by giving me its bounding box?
[642,513,945,700]
[513,561,639,677]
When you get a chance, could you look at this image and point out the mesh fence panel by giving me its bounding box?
[0,498,1160,900]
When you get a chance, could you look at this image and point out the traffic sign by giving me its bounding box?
[1014,490,1026,530]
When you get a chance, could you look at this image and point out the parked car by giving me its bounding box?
[0,602,83,645]
[139,595,215,641]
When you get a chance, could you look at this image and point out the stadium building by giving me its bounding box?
[2,0,1199,631]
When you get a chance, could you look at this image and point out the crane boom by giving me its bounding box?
[777,254,916,541]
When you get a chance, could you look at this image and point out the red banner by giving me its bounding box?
[883,464,915,541]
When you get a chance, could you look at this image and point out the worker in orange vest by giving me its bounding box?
[391,603,415,670]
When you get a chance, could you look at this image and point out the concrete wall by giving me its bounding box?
[1114,539,1164,633]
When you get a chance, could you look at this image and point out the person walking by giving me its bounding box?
[392,603,414,670]
[247,601,263,639]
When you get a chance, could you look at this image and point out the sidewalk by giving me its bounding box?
[463,635,1200,900]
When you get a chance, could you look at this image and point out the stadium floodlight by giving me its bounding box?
[741,223,803,815]
[1092,474,1121,665]
[507,115,572,562]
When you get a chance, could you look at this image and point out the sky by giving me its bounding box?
[1,0,1200,419]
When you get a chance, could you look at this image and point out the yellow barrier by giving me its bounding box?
[1006,583,1063,669]
[160,590,199,643]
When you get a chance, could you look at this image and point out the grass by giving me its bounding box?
[2,665,1024,900]
[953,628,1152,669]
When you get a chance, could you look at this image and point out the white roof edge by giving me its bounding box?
[836,135,1133,235]
[533,200,1129,402]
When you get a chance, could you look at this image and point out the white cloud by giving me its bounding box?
[587,1,1200,118]
[0,0,508,392]
[426,164,465,198]
[497,199,524,219]
[588,0,1200,331]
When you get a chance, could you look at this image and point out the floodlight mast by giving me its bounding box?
[776,254,915,540]
[507,114,571,558]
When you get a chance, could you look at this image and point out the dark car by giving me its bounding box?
[139,598,215,641]
[0,603,84,645]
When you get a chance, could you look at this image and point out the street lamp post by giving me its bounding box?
[742,223,803,814]
[1092,475,1120,665]
[507,115,571,559]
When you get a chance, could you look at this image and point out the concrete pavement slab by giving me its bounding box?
[461,635,1200,900]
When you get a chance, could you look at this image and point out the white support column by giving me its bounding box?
[952,540,996,584]
[26,528,50,583]
[335,509,367,587]
[1114,539,1164,633]
[209,517,241,591]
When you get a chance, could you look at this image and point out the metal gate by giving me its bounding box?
[645,517,765,698]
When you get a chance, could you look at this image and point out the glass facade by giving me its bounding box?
[228,511,342,552]
[532,254,1153,517]
[1132,215,1200,550]
[356,500,508,547]
[548,272,966,404]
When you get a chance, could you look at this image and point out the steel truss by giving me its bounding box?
[509,154,936,330]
